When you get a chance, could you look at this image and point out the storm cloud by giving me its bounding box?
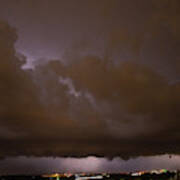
[0,0,180,162]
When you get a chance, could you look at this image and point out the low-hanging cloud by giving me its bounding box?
[0,0,180,161]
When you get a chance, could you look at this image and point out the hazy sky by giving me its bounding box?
[0,155,179,175]
[0,0,180,174]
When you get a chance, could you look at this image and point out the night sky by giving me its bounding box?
[0,0,180,174]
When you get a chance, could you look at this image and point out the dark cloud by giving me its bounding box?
[1,1,180,175]
[0,17,180,162]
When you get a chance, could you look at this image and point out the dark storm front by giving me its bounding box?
[1,0,180,175]
[0,170,180,180]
